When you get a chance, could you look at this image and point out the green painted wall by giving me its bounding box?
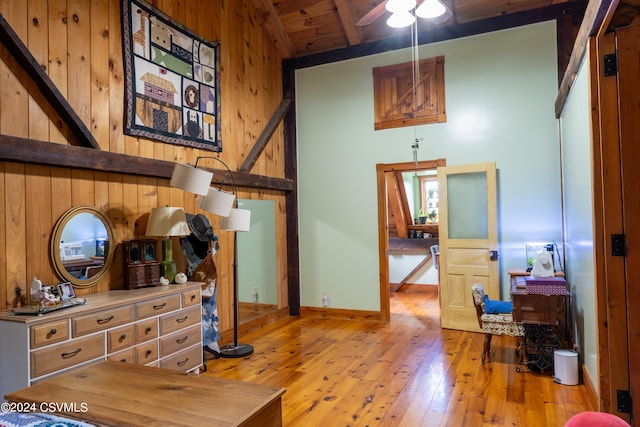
[559,53,597,389]
[296,21,563,309]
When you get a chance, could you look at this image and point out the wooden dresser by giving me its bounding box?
[0,283,202,401]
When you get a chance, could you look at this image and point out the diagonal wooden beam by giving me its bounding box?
[555,0,616,117]
[240,99,292,172]
[251,0,297,58]
[334,0,363,46]
[394,252,433,291]
[0,13,100,149]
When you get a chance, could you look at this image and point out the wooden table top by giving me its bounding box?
[6,361,286,427]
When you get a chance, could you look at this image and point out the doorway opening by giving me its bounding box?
[376,158,446,322]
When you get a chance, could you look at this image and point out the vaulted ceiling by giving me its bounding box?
[255,0,591,59]
[254,0,640,73]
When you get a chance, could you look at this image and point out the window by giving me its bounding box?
[418,176,438,224]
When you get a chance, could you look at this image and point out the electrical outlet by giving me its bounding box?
[322,291,329,307]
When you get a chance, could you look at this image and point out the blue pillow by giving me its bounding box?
[483,295,513,314]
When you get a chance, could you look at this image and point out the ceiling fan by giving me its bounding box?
[356,0,452,27]
[356,1,390,26]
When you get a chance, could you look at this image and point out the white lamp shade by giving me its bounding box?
[415,0,446,19]
[385,0,416,12]
[386,10,416,28]
[146,206,191,237]
[221,208,251,232]
[170,163,213,196]
[198,187,235,216]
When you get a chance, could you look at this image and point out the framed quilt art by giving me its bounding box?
[121,0,221,151]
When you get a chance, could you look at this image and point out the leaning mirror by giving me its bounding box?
[50,206,115,289]
[237,199,278,323]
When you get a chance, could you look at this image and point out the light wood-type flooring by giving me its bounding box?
[203,288,596,426]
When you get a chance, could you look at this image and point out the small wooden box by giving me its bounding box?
[123,240,161,289]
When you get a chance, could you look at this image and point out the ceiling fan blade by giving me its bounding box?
[356,1,389,26]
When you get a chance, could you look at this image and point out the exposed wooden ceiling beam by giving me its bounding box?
[334,0,363,46]
[252,0,297,59]
[0,13,100,150]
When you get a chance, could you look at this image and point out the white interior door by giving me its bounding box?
[437,162,499,331]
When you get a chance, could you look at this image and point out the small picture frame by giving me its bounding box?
[57,282,75,300]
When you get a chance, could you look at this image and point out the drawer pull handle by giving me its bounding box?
[145,350,152,357]
[145,326,152,334]
[97,315,115,324]
[49,328,57,335]
[153,303,167,310]
[176,336,188,344]
[176,316,188,323]
[177,357,189,367]
[119,334,127,342]
[190,294,196,301]
[61,348,82,358]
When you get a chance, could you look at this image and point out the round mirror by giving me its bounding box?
[50,206,116,289]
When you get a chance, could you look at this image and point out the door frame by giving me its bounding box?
[589,26,639,422]
[376,158,446,322]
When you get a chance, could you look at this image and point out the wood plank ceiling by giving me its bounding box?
[255,0,640,63]
[256,0,590,59]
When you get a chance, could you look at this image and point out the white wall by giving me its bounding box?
[558,53,597,389]
[296,21,563,310]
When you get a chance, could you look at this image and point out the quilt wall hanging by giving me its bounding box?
[121,0,221,151]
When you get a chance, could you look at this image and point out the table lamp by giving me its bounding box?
[146,206,191,283]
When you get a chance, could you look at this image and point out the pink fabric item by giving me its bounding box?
[565,412,630,427]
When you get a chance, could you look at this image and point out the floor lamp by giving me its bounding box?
[170,158,254,358]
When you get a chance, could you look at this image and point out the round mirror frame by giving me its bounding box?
[50,206,116,289]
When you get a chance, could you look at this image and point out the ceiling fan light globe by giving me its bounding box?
[415,0,447,19]
[386,11,416,28]
[385,0,417,13]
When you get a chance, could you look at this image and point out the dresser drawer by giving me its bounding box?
[108,348,135,363]
[160,344,202,372]
[107,324,136,353]
[30,319,69,349]
[182,288,201,307]
[135,318,158,343]
[135,294,180,319]
[30,334,105,378]
[159,305,200,335]
[135,341,158,365]
[159,324,201,357]
[72,305,134,337]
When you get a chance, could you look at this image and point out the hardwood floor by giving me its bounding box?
[203,289,595,426]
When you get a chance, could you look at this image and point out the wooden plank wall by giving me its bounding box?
[0,0,287,337]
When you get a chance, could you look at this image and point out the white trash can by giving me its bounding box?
[554,349,579,385]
